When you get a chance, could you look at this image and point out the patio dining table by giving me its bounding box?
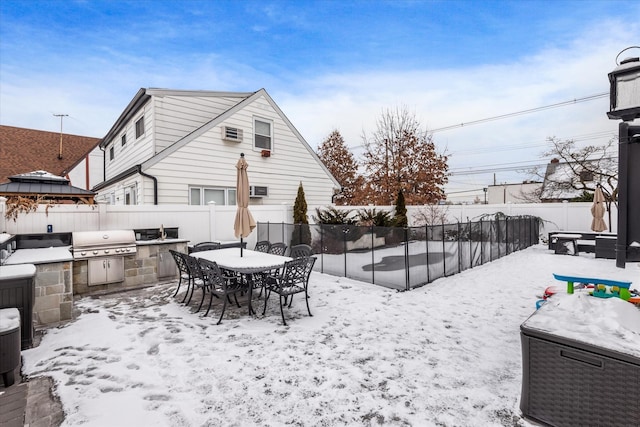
[192,248,292,315]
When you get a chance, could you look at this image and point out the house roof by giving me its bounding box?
[0,170,95,203]
[540,158,617,201]
[0,125,101,184]
[99,88,256,149]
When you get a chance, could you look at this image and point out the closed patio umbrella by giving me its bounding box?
[234,153,256,256]
[590,185,607,232]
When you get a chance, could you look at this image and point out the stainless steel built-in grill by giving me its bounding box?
[72,230,137,286]
[72,230,137,260]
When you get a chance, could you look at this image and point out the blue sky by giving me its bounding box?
[1,0,639,202]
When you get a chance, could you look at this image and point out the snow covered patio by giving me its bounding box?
[20,245,640,426]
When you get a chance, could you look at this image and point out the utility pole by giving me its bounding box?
[53,113,68,159]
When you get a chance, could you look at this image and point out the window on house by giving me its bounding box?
[189,187,236,205]
[109,146,115,161]
[189,188,201,205]
[254,119,272,150]
[135,116,145,139]
[121,134,127,147]
[124,185,137,205]
[579,170,594,182]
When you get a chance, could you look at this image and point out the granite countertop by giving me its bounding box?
[4,247,73,265]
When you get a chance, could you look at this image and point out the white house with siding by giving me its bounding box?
[93,88,340,206]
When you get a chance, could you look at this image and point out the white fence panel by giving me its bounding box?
[0,197,617,247]
[0,199,294,247]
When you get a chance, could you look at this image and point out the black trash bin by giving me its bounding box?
[0,308,21,387]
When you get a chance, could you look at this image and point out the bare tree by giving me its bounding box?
[412,204,450,226]
[361,106,448,205]
[530,136,618,204]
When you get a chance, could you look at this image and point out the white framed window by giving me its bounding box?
[189,187,236,205]
[135,116,145,139]
[121,134,127,147]
[254,118,272,150]
[124,184,137,205]
[109,146,115,161]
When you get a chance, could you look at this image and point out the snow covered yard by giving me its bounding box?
[21,245,640,426]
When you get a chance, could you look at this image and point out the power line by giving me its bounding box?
[449,156,619,176]
[446,188,487,195]
[449,130,616,157]
[346,93,610,153]
[430,93,608,133]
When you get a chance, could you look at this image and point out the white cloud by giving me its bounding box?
[1,8,638,200]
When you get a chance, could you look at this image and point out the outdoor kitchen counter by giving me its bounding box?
[3,247,74,326]
[0,233,12,245]
[135,238,189,246]
[4,247,73,265]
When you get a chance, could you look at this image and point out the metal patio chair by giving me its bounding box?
[267,242,287,256]
[197,258,245,324]
[253,242,288,298]
[189,242,221,253]
[290,244,312,258]
[183,254,209,311]
[262,256,316,326]
[169,250,194,302]
[254,240,271,253]
[288,255,316,307]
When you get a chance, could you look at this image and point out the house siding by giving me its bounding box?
[104,102,155,180]
[146,94,335,205]
[67,146,104,190]
[153,95,245,153]
[96,89,338,206]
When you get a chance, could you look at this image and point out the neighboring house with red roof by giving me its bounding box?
[0,125,102,190]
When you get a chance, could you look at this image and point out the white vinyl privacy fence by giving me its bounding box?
[0,198,617,249]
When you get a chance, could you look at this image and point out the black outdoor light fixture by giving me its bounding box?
[607,47,640,121]
[607,46,640,268]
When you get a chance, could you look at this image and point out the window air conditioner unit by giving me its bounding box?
[249,185,268,197]
[222,126,243,142]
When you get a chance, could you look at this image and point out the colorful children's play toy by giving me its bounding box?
[552,273,634,301]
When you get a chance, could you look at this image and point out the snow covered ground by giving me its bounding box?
[21,244,640,426]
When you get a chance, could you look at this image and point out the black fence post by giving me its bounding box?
[371,225,375,285]
[480,218,484,265]
[343,226,347,278]
[442,221,447,277]
[457,221,462,274]
[320,224,324,273]
[497,219,502,259]
[404,227,410,291]
[426,224,430,284]
[519,217,523,251]
[469,219,473,269]
[504,218,513,255]
[489,219,493,261]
